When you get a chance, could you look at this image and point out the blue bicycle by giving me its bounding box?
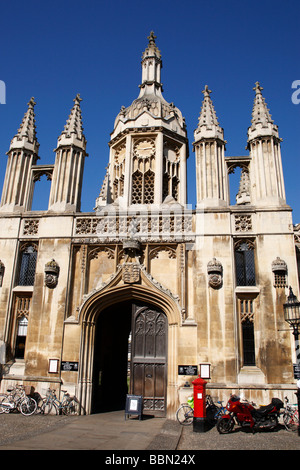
[206,395,227,424]
[176,395,226,426]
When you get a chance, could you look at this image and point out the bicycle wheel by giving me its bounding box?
[41,398,58,415]
[176,404,193,425]
[63,399,78,415]
[19,397,37,416]
[0,396,11,414]
[283,410,299,432]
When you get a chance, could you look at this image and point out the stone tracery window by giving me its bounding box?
[113,143,126,200]
[13,295,31,359]
[131,137,155,205]
[239,298,256,366]
[163,143,180,202]
[132,169,154,204]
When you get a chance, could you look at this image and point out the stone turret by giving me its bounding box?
[247,82,286,206]
[48,94,87,212]
[0,98,40,212]
[193,86,228,208]
[96,32,188,209]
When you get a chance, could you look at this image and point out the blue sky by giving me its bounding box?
[0,0,299,221]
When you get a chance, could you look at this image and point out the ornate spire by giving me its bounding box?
[194,85,224,141]
[62,94,84,138]
[248,82,279,141]
[142,31,161,60]
[95,166,110,209]
[251,82,274,127]
[138,31,163,97]
[57,94,86,150]
[9,97,39,153]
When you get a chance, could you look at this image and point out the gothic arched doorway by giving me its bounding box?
[91,301,168,417]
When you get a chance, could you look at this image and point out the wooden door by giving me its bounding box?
[131,304,167,417]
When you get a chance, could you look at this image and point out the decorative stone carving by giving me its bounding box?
[74,212,194,242]
[44,259,60,288]
[271,256,287,288]
[271,257,287,273]
[75,218,98,235]
[23,219,39,235]
[122,237,141,284]
[149,246,176,260]
[235,214,252,232]
[207,257,223,289]
[123,238,141,252]
[122,263,141,284]
[294,224,300,245]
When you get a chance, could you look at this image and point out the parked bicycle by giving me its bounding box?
[176,396,194,425]
[0,385,37,416]
[176,394,226,425]
[40,388,79,415]
[206,395,227,423]
[282,396,299,432]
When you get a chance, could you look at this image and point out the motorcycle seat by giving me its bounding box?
[257,403,274,415]
[251,398,283,417]
[251,403,273,418]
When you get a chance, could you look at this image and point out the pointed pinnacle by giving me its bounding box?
[9,97,39,153]
[62,94,84,137]
[16,97,38,143]
[251,82,273,126]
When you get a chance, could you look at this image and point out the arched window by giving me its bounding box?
[234,240,256,286]
[18,244,38,286]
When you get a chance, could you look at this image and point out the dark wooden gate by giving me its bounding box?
[131,304,167,417]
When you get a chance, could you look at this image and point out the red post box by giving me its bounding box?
[192,376,208,432]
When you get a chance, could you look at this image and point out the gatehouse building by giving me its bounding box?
[0,32,299,417]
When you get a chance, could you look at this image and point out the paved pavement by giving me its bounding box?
[0,411,299,452]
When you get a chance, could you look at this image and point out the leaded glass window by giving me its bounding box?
[18,244,37,286]
[239,298,256,366]
[234,240,256,286]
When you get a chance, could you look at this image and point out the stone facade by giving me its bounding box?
[0,32,299,418]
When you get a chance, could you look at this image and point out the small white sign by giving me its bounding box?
[48,359,59,373]
[129,399,138,411]
[200,363,211,379]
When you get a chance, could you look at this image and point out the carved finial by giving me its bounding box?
[253,81,263,94]
[74,93,82,104]
[202,85,212,97]
[28,97,36,108]
[148,31,157,46]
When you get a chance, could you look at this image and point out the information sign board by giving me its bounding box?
[125,394,143,420]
